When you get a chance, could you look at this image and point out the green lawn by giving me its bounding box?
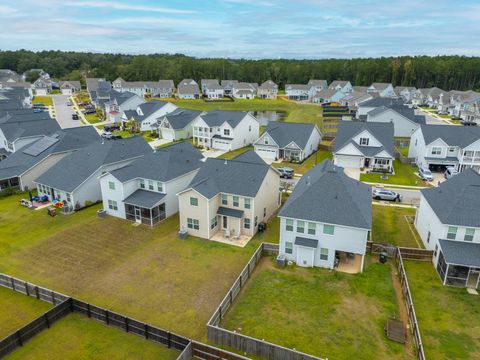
[5,313,178,360]
[397,145,409,158]
[404,261,480,360]
[217,146,253,160]
[222,257,413,360]
[32,96,53,106]
[372,205,422,248]
[0,287,52,339]
[84,113,103,124]
[272,150,332,174]
[360,160,427,186]
[0,193,278,341]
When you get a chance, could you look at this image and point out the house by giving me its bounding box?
[254,122,321,162]
[285,84,316,101]
[121,100,177,132]
[356,97,405,117]
[232,82,257,99]
[394,86,416,102]
[157,108,202,141]
[0,86,32,108]
[341,91,373,110]
[411,87,445,107]
[414,169,480,288]
[59,81,81,96]
[112,78,174,98]
[408,124,480,172]
[201,79,224,99]
[177,79,200,99]
[177,150,281,243]
[0,69,23,83]
[453,91,480,122]
[104,90,144,123]
[312,89,345,104]
[34,136,151,210]
[257,80,278,99]
[333,121,395,172]
[366,105,426,137]
[221,80,238,97]
[352,86,369,93]
[33,77,53,95]
[328,81,353,94]
[99,141,204,226]
[278,159,371,270]
[191,110,259,151]
[367,83,395,98]
[156,80,175,98]
[307,80,328,92]
[0,127,99,191]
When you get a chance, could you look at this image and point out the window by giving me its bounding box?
[320,248,329,261]
[108,181,115,190]
[308,222,316,235]
[233,196,239,207]
[285,241,293,254]
[187,218,199,230]
[157,182,163,192]
[139,179,145,189]
[359,138,369,146]
[448,147,455,153]
[210,216,217,230]
[244,218,251,229]
[375,158,389,165]
[297,220,305,233]
[434,244,438,257]
[323,224,335,235]
[464,228,475,242]
[255,216,258,227]
[108,200,118,211]
[221,194,228,205]
[224,129,230,136]
[415,139,418,146]
[249,125,251,132]
[190,197,198,206]
[447,226,457,240]
[286,219,294,231]
[244,198,251,209]
[431,146,442,155]
[263,207,266,218]
[66,193,72,203]
[264,137,269,145]
[148,180,154,190]
[427,231,430,243]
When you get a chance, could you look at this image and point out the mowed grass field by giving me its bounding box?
[5,313,178,360]
[404,261,480,360]
[0,287,52,339]
[222,256,414,360]
[0,193,277,341]
[360,160,426,187]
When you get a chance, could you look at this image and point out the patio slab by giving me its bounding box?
[210,232,252,247]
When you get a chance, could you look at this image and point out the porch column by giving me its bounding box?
[239,218,242,236]
[443,263,449,285]
[150,208,153,227]
[360,253,365,273]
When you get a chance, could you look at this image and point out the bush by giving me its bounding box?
[0,187,20,199]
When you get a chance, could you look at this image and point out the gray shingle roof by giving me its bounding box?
[35,136,151,192]
[123,100,171,123]
[295,236,319,248]
[421,168,480,228]
[279,159,372,229]
[108,90,138,106]
[178,83,200,95]
[123,189,166,208]
[161,108,202,130]
[419,124,480,148]
[200,110,252,129]
[217,207,244,218]
[262,122,318,150]
[439,239,480,267]
[334,121,395,158]
[359,97,405,108]
[367,106,426,125]
[0,112,60,141]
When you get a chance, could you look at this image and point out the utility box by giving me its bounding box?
[276,254,286,267]
[178,229,188,240]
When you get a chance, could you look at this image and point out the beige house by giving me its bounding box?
[177,151,281,245]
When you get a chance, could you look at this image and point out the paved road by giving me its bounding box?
[415,108,449,126]
[52,94,82,129]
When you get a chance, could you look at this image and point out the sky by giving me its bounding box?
[0,0,479,59]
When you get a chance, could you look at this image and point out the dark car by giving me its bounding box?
[104,124,120,132]
[462,121,477,126]
[277,167,295,179]
[72,114,79,120]
[83,109,96,115]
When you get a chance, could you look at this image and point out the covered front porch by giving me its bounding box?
[363,157,394,173]
[210,206,252,247]
[0,177,20,191]
[279,148,303,162]
[124,189,166,226]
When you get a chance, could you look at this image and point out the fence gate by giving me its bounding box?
[371,243,398,257]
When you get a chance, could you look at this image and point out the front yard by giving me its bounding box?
[221,256,414,360]
[6,313,178,360]
[32,96,53,107]
[217,146,253,160]
[360,160,427,187]
[404,261,480,360]
[272,149,332,174]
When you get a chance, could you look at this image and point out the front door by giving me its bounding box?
[134,207,141,223]
[467,270,480,289]
[364,158,370,168]
[296,247,315,267]
[222,215,228,229]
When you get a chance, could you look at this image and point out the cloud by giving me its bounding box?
[0,4,18,15]
[65,1,196,14]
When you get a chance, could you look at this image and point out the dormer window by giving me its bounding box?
[224,129,230,136]
[359,138,369,146]
[264,137,269,145]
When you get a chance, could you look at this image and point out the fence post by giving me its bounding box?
[35,286,40,299]
[125,317,129,332]
[10,277,15,290]
[25,281,29,296]
[105,310,109,325]
[16,330,23,346]
[51,291,56,305]
[167,331,171,348]
[229,290,233,305]
[44,313,50,328]
[144,324,149,339]
[87,303,91,318]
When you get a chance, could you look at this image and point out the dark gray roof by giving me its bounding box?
[162,108,202,130]
[279,159,372,229]
[123,100,170,123]
[178,83,200,95]
[421,168,480,227]
[109,90,138,106]
[109,141,203,183]
[419,124,480,147]
[217,207,244,218]
[295,236,319,248]
[334,121,395,158]
[367,106,426,125]
[0,112,60,142]
[123,189,166,208]
[200,110,252,129]
[359,97,405,108]
[233,150,267,165]
[262,122,318,150]
[35,136,151,192]
[186,150,271,199]
[439,239,480,267]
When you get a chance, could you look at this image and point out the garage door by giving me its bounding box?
[213,139,231,151]
[161,128,175,141]
[335,155,362,168]
[255,147,277,160]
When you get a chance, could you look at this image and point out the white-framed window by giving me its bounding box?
[464,228,475,242]
[308,222,316,235]
[374,158,389,165]
[210,216,217,230]
[190,197,198,206]
[66,193,72,202]
[264,137,269,145]
[286,219,294,231]
[447,226,457,240]
[323,224,335,235]
[244,218,251,229]
[233,196,239,207]
[221,194,228,205]
[148,180,154,191]
[285,241,293,254]
[431,146,442,155]
[359,138,369,146]
[187,218,199,230]
[320,248,329,261]
[108,199,118,211]
[157,182,163,192]
[224,129,230,136]
[297,220,305,233]
[108,181,115,190]
[244,198,251,209]
[448,147,455,153]
[139,179,145,189]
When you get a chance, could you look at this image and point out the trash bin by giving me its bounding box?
[379,252,388,264]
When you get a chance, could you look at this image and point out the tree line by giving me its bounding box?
[1,50,479,91]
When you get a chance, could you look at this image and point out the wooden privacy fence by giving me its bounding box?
[207,242,325,360]
[366,241,399,257]
[398,247,433,261]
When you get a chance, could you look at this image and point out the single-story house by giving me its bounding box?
[157,108,202,141]
[59,81,81,96]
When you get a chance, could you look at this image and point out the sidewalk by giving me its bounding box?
[364,182,428,190]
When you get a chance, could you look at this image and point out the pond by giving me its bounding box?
[250,111,286,126]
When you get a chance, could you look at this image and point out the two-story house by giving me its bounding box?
[157,108,203,141]
[257,80,278,99]
[415,169,480,288]
[177,79,200,99]
[408,124,480,172]
[59,81,81,96]
[328,80,353,94]
[254,122,322,162]
[333,121,395,172]
[394,86,416,102]
[307,80,328,92]
[99,141,203,226]
[356,97,405,117]
[367,83,395,98]
[232,82,257,99]
[112,78,173,99]
[366,105,426,137]
[33,77,53,95]
[285,84,316,101]
[312,89,346,104]
[278,159,371,271]
[201,79,224,99]
[121,100,177,132]
[177,150,281,245]
[191,110,259,151]
[221,80,238,97]
[104,90,144,123]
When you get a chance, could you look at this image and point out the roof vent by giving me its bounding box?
[224,159,228,165]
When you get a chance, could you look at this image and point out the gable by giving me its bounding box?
[254,131,279,147]
[463,138,480,151]
[335,142,364,156]
[352,129,383,147]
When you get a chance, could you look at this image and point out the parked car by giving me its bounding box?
[277,167,295,179]
[101,131,112,139]
[33,103,45,108]
[444,167,459,179]
[418,167,433,181]
[372,188,401,202]
[83,109,96,115]
[462,121,477,126]
[104,124,120,132]
[110,134,122,140]
[72,114,79,120]
[33,108,44,113]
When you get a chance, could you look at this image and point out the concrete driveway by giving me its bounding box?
[149,138,172,149]
[343,167,360,180]
[202,149,227,158]
[52,95,82,129]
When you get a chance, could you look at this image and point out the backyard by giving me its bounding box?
[404,261,480,360]
[5,313,178,360]
[360,160,427,187]
[221,256,414,360]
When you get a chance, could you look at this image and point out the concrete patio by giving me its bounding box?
[210,232,252,248]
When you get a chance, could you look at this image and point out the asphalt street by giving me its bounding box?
[52,94,82,129]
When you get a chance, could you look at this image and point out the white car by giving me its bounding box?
[418,168,433,181]
[101,131,112,139]
[444,167,459,179]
